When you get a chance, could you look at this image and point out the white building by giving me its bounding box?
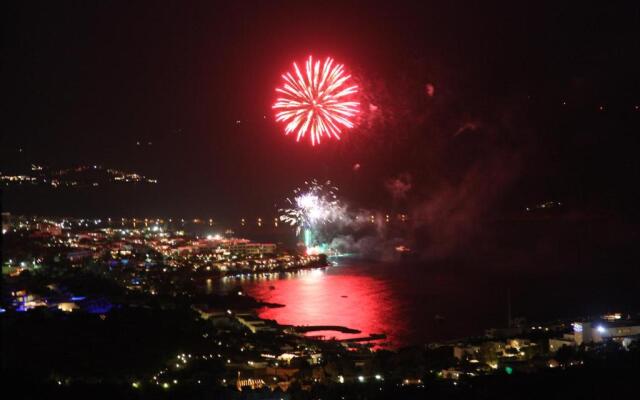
[573,320,640,347]
[218,240,276,258]
[236,313,278,333]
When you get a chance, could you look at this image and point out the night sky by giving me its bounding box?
[2,1,640,223]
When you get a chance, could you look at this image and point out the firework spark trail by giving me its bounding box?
[279,180,342,236]
[273,56,360,145]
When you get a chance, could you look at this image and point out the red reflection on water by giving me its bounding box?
[239,269,402,347]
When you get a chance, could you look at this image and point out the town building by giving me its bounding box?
[548,334,576,352]
[573,318,640,347]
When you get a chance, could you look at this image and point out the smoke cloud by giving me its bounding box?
[318,151,521,261]
[385,173,412,201]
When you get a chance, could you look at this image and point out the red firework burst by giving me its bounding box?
[273,56,359,145]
